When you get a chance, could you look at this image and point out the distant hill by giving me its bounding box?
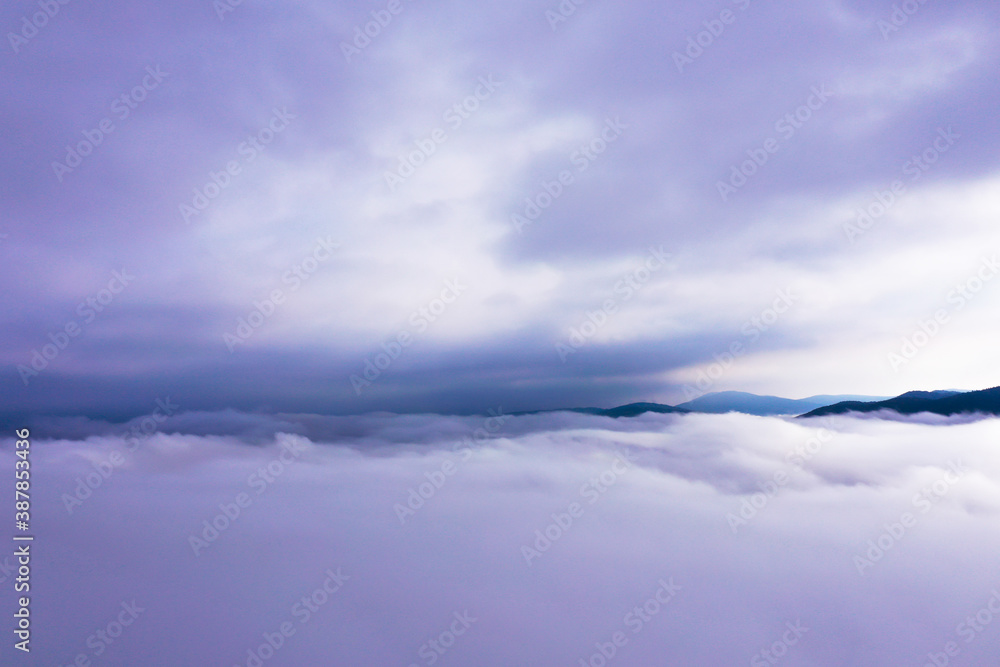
[515,389,1000,421]
[675,391,888,416]
[799,387,1000,418]
[516,392,891,419]
[597,402,689,418]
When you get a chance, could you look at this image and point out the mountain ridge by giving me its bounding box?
[516,387,1000,420]
[799,386,1000,418]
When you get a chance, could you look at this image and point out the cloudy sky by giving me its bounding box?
[2,0,999,419]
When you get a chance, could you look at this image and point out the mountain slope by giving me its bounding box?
[517,388,1000,421]
[799,388,1000,418]
[675,391,891,416]
[598,402,689,418]
[675,391,819,415]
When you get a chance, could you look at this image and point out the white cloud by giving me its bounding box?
[12,411,1000,665]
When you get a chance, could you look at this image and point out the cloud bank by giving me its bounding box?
[3,411,1000,665]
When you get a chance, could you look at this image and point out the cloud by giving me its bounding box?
[6,411,1000,665]
[3,1,1000,414]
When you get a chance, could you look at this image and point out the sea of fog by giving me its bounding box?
[2,409,1000,666]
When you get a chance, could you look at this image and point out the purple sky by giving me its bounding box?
[3,0,1000,418]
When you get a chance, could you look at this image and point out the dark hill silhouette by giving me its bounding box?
[513,388,1000,420]
[799,387,1000,418]
[598,402,689,418]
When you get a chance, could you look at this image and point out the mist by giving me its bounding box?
[2,410,999,666]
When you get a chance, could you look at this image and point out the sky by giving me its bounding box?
[2,0,1000,419]
[3,410,1000,665]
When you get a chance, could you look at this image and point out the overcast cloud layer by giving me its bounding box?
[2,1,999,417]
[2,411,999,665]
